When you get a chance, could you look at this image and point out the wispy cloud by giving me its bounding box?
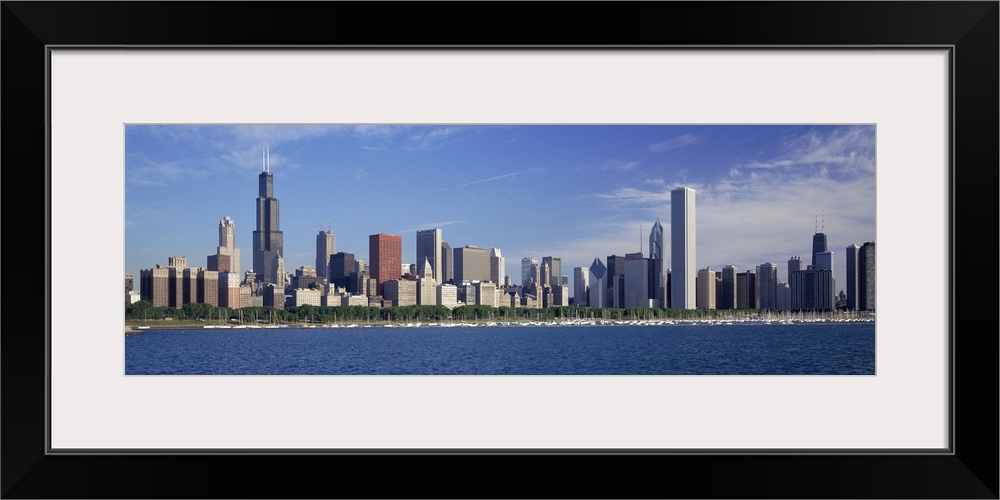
[431,170,532,193]
[405,126,463,152]
[649,134,704,153]
[600,159,639,171]
[737,126,875,176]
[354,167,367,180]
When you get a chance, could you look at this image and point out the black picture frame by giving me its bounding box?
[3,2,997,498]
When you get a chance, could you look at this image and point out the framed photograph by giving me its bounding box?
[5,2,996,498]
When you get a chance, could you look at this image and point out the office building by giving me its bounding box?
[756,262,779,309]
[207,216,241,276]
[649,218,665,306]
[859,241,876,311]
[696,267,716,310]
[369,233,402,295]
[737,270,757,309]
[252,148,284,285]
[574,266,589,307]
[219,271,242,308]
[416,229,443,284]
[382,279,417,307]
[521,257,538,287]
[542,257,562,290]
[328,252,355,291]
[588,258,608,309]
[440,241,453,284]
[788,256,803,284]
[454,245,492,283]
[489,248,505,287]
[474,281,499,307]
[790,267,835,311]
[812,231,828,268]
[437,283,458,309]
[316,229,336,281]
[720,265,738,310]
[845,244,860,310]
[552,284,569,307]
[624,252,650,308]
[671,186,696,309]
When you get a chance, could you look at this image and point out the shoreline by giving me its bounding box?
[126,316,874,332]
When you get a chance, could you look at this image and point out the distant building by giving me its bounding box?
[788,256,803,284]
[542,256,562,290]
[859,241,876,311]
[369,233,402,295]
[552,284,569,307]
[414,228,442,284]
[790,267,835,311]
[648,218,665,306]
[252,151,284,285]
[197,269,219,306]
[574,266,589,307]
[588,258,608,309]
[671,187,696,309]
[474,281,499,307]
[719,265,738,310]
[440,241,453,284]
[845,244,860,310]
[454,245,492,283]
[521,257,538,288]
[218,271,242,308]
[315,229,336,281]
[140,266,170,307]
[696,267,716,310]
[489,248,505,287]
[812,232,828,268]
[383,279,417,307]
[208,216,241,275]
[291,287,322,307]
[756,262,779,309]
[737,270,757,309]
[624,252,650,308]
[329,252,355,291]
[437,283,458,309]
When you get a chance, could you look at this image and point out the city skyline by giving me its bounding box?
[125,124,876,297]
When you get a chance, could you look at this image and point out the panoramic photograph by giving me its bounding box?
[124,124,876,375]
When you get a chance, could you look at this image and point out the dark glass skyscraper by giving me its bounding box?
[811,232,828,267]
[253,148,284,285]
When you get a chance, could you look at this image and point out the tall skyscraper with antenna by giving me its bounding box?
[253,147,284,285]
[671,186,696,309]
[812,211,828,267]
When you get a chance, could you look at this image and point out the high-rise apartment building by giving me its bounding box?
[208,216,241,275]
[315,229,336,282]
[671,186,696,309]
[648,218,665,306]
[859,241,876,311]
[252,148,284,285]
[788,256,803,284]
[845,244,860,310]
[756,262,779,309]
[369,233,402,296]
[416,229,443,284]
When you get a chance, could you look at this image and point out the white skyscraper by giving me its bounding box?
[573,266,589,307]
[671,187,696,309]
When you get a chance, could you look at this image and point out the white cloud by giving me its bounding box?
[649,134,704,153]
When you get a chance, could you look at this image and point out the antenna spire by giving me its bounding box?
[266,146,270,173]
[262,147,266,172]
[821,209,825,232]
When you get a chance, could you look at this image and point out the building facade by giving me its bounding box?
[696,267,716,310]
[859,241,876,311]
[315,229,336,282]
[416,228,443,284]
[756,262,779,309]
[454,245,492,283]
[207,216,241,275]
[369,233,402,295]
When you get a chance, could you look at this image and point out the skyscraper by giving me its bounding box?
[720,265,738,310]
[416,229,443,284]
[574,266,589,307]
[252,147,283,285]
[696,267,716,310]
[845,244,860,310]
[489,248,505,286]
[440,241,453,284]
[588,258,608,308]
[369,233,402,295]
[624,252,649,308]
[787,256,803,284]
[756,262,779,309]
[648,218,665,306]
[207,216,241,275]
[812,232,828,268]
[859,241,876,311]
[671,186,696,309]
[542,256,562,290]
[454,245,492,283]
[521,257,538,288]
[315,229,336,282]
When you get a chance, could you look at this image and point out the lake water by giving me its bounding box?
[125,322,875,375]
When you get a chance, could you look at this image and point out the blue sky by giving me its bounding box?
[125,124,876,298]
